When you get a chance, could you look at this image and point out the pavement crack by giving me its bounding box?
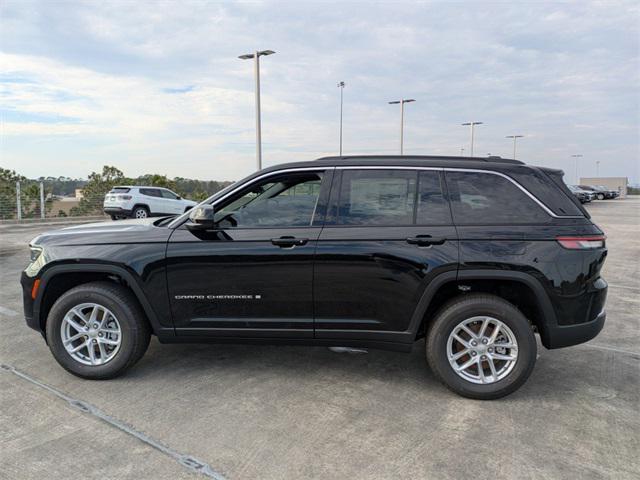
[0,364,227,480]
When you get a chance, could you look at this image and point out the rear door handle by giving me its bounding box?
[406,235,446,246]
[271,236,309,248]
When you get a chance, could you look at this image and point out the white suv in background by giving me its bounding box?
[103,186,197,220]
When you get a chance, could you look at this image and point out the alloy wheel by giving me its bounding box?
[60,303,122,366]
[447,316,518,384]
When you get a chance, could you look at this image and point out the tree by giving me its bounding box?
[71,166,129,216]
[0,167,53,219]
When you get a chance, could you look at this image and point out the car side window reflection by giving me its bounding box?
[214,172,323,228]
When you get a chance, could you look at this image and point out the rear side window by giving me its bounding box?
[446,171,550,224]
[140,188,161,197]
[416,171,451,225]
[337,170,416,225]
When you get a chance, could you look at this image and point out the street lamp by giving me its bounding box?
[461,121,483,157]
[238,49,275,171]
[388,99,416,155]
[571,154,583,184]
[505,135,524,160]
[338,81,345,156]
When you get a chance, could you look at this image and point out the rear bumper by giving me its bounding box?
[104,207,132,216]
[543,309,606,349]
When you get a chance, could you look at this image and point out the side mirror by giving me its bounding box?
[186,204,215,231]
[176,196,181,200]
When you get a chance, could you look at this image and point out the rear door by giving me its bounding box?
[139,188,163,214]
[313,168,459,344]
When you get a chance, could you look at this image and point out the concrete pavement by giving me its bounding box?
[1,199,638,479]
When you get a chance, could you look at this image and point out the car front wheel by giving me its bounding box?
[597,193,605,200]
[46,282,151,379]
[426,294,537,399]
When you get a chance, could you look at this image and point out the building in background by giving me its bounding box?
[579,177,628,198]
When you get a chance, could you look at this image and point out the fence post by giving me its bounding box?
[40,181,45,219]
[16,181,22,221]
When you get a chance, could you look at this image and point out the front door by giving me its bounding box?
[166,168,332,338]
[313,168,459,344]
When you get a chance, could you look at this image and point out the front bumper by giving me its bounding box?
[20,271,41,332]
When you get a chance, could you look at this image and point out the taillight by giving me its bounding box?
[118,195,132,200]
[556,235,606,249]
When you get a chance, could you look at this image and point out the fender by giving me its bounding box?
[407,269,557,347]
[33,263,173,338]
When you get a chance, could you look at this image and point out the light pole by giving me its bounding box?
[505,135,524,160]
[388,99,416,155]
[461,121,483,157]
[338,81,345,156]
[571,154,583,184]
[238,49,275,171]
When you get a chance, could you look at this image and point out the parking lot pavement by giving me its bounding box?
[1,200,639,480]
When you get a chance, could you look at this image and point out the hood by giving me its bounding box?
[31,217,173,247]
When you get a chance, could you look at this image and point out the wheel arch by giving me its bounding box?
[410,270,557,348]
[131,204,151,215]
[34,264,164,339]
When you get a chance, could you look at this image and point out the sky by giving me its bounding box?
[1,0,639,184]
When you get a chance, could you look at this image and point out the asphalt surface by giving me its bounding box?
[1,198,638,480]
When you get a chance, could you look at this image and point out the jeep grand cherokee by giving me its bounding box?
[21,156,607,399]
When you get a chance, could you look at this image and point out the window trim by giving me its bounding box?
[335,166,582,219]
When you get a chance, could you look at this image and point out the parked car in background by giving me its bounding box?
[578,185,618,200]
[103,186,197,219]
[568,185,594,203]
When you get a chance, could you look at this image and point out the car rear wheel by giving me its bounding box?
[132,206,149,219]
[426,294,537,399]
[597,193,605,200]
[46,282,151,379]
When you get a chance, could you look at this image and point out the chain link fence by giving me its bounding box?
[0,180,106,223]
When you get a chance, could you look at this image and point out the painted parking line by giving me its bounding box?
[608,283,640,292]
[579,343,640,357]
[0,305,19,317]
[0,364,227,480]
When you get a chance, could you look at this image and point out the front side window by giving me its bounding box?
[337,170,416,225]
[160,190,178,199]
[446,171,550,224]
[214,172,323,228]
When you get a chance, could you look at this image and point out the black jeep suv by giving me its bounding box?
[21,156,608,399]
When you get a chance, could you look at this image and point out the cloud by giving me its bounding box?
[0,0,638,183]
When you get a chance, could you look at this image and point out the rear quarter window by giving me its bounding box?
[445,171,550,225]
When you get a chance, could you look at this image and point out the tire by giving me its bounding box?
[132,206,149,219]
[426,294,537,400]
[110,215,118,221]
[597,193,605,200]
[46,281,151,380]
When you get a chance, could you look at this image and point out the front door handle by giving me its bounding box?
[271,236,309,248]
[406,235,446,246]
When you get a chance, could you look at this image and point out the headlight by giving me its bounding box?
[30,246,43,262]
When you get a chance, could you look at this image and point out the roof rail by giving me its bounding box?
[316,155,525,165]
